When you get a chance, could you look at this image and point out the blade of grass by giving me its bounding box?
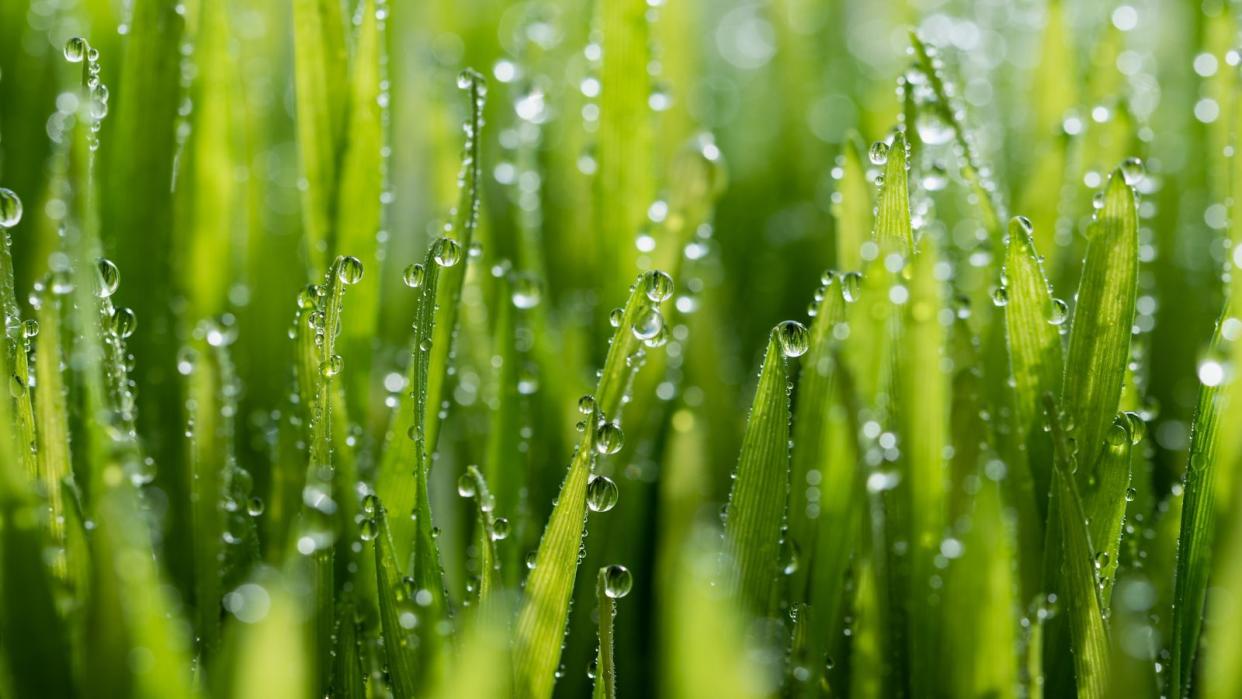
[484,274,523,586]
[463,464,502,605]
[593,567,619,699]
[513,274,670,699]
[832,132,873,271]
[722,326,794,613]
[1061,170,1138,480]
[223,570,309,699]
[31,285,74,584]
[369,496,419,699]
[1081,415,1132,610]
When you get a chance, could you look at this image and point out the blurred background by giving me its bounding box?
[0,0,1231,695]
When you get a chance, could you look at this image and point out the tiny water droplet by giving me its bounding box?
[457,473,477,498]
[775,320,809,357]
[432,238,462,267]
[492,517,511,540]
[21,319,39,339]
[603,564,633,599]
[1094,551,1110,569]
[1126,487,1137,502]
[247,496,265,516]
[991,287,1009,307]
[526,551,537,569]
[594,423,624,456]
[1048,298,1068,326]
[868,140,890,165]
[578,394,596,415]
[403,263,425,288]
[0,188,23,227]
[362,493,381,515]
[337,256,364,285]
[641,270,674,303]
[609,308,624,327]
[1013,216,1034,236]
[587,475,619,512]
[64,37,88,63]
[94,258,120,298]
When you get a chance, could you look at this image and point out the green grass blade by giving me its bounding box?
[369,497,419,699]
[31,286,74,583]
[873,132,913,256]
[463,465,502,605]
[722,327,794,614]
[1061,170,1138,480]
[1170,307,1228,698]
[593,567,619,699]
[484,275,523,585]
[1081,415,1132,610]
[833,133,873,271]
[513,275,669,699]
[224,570,309,699]
[291,0,348,272]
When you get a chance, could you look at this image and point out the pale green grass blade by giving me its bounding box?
[723,327,794,614]
[1045,395,1110,699]
[1061,171,1138,477]
[224,570,309,699]
[1171,307,1227,698]
[596,0,652,292]
[484,275,522,585]
[873,132,914,255]
[513,275,670,699]
[369,498,419,699]
[32,287,74,583]
[832,133,873,271]
[463,465,502,605]
[1081,415,1132,610]
[426,607,513,699]
[423,70,485,454]
[593,567,619,699]
[291,0,347,272]
[332,596,366,699]
[333,0,384,421]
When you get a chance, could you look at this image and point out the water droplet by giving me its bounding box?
[609,308,624,328]
[247,496,265,516]
[915,110,954,145]
[841,272,862,302]
[109,307,137,338]
[578,395,596,415]
[641,270,674,303]
[1126,487,1137,503]
[511,274,542,309]
[360,519,378,542]
[594,423,624,456]
[403,263,425,288]
[337,256,364,285]
[492,517,511,540]
[1094,551,1110,569]
[0,188,22,227]
[632,308,664,341]
[1124,412,1145,444]
[457,68,481,90]
[526,551,537,569]
[21,319,39,339]
[457,473,477,498]
[64,37,88,63]
[868,140,890,165]
[94,258,120,298]
[1106,422,1130,448]
[775,320,809,357]
[991,287,1009,307]
[9,374,25,397]
[587,474,619,512]
[1049,298,1068,326]
[432,238,462,267]
[1012,216,1034,236]
[362,494,381,515]
[319,354,343,377]
[1121,157,1145,186]
[603,564,633,598]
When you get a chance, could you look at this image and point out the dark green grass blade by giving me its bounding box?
[513,276,668,699]
[593,568,618,699]
[370,499,418,699]
[484,275,522,586]
[1061,171,1138,482]
[723,328,792,614]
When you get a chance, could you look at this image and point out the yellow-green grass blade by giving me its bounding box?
[1081,415,1132,610]
[32,286,74,583]
[463,465,503,606]
[1061,171,1138,485]
[832,133,874,272]
[222,570,310,699]
[484,275,523,586]
[723,328,794,615]
[369,497,419,699]
[593,567,619,699]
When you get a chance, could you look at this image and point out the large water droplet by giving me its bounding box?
[403,263,425,288]
[642,270,674,303]
[1048,298,1069,326]
[0,188,22,227]
[457,473,477,498]
[337,256,364,285]
[492,517,511,540]
[319,354,343,377]
[991,287,1009,307]
[64,37,88,63]
[109,307,136,338]
[1120,157,1145,186]
[775,320,809,357]
[21,319,39,339]
[603,564,633,598]
[94,258,120,298]
[587,475,619,512]
[868,141,890,165]
[632,308,664,341]
[578,394,596,415]
[511,274,542,309]
[432,238,462,267]
[595,423,624,456]
[841,272,862,302]
[360,519,378,542]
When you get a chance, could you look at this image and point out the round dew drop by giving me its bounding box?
[320,354,343,378]
[1120,157,1145,186]
[642,270,674,303]
[991,286,1009,307]
[608,308,624,328]
[95,258,121,299]
[491,517,511,541]
[360,519,378,542]
[1012,215,1034,236]
[775,320,809,358]
[1048,298,1069,326]
[110,307,137,338]
[841,272,862,303]
[511,274,542,309]
[337,256,364,285]
[603,564,633,599]
[594,422,625,456]
[432,237,462,267]
[868,140,890,165]
[632,308,664,341]
[457,473,477,498]
[0,188,23,227]
[246,496,265,517]
[577,394,596,415]
[64,37,88,63]
[21,319,39,339]
[586,475,619,513]
[403,263,425,288]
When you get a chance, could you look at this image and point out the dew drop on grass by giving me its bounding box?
[594,423,624,456]
[642,270,674,303]
[841,272,862,302]
[868,140,890,165]
[1124,411,1145,444]
[337,256,364,285]
[319,354,343,377]
[586,474,619,512]
[360,519,378,542]
[432,237,462,267]
[94,258,120,298]
[0,188,22,227]
[403,263,425,288]
[1013,215,1033,235]
[63,37,88,63]
[362,493,381,515]
[526,551,537,569]
[492,517,511,540]
[109,307,136,338]
[1094,551,1110,569]
[990,287,1009,307]
[632,308,664,341]
[603,564,633,599]
[21,319,39,339]
[609,308,624,327]
[1106,422,1130,449]
[1121,157,1145,185]
[511,274,542,308]
[578,394,596,415]
[1048,298,1068,326]
[915,110,954,145]
[246,496,265,516]
[775,320,809,357]
[457,473,477,498]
